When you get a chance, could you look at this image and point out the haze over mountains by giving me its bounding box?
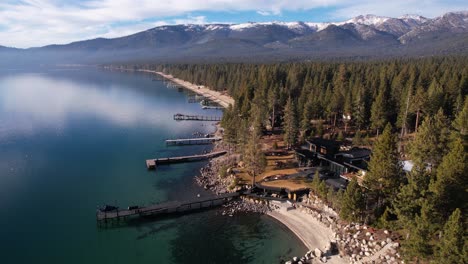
[1,11,467,65]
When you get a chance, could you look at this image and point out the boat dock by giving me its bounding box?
[146,150,227,169]
[202,106,224,110]
[174,113,222,121]
[166,137,222,146]
[96,192,239,225]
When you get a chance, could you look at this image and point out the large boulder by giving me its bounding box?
[314,248,323,258]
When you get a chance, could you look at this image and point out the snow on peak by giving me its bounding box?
[305,22,331,31]
[399,14,428,21]
[229,21,312,33]
[346,14,390,26]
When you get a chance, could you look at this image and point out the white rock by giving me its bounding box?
[386,238,392,243]
[365,232,371,236]
[364,252,371,256]
[314,248,323,258]
[384,230,389,235]
[293,256,298,262]
[321,256,327,263]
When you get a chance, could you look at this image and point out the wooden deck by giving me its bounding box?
[173,113,222,121]
[96,192,239,223]
[166,137,222,146]
[146,150,227,169]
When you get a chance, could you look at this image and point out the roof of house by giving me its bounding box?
[335,147,371,159]
[306,138,341,150]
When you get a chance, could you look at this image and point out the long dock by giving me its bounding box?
[166,137,222,146]
[146,150,227,169]
[96,192,239,224]
[174,113,222,121]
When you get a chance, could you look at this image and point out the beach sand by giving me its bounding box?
[268,202,347,263]
[140,70,234,108]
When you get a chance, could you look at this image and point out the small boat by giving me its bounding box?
[127,205,139,210]
[98,205,118,212]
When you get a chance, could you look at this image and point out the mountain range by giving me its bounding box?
[1,11,467,65]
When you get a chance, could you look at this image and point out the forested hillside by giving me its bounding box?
[118,57,467,262]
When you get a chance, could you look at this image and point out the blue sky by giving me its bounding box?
[0,0,467,48]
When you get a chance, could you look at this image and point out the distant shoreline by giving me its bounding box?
[138,69,234,109]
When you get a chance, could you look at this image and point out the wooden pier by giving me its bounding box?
[166,137,222,146]
[96,192,239,225]
[202,106,224,110]
[146,150,227,169]
[174,113,222,121]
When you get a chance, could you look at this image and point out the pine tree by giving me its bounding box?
[430,137,467,222]
[364,123,402,217]
[283,96,298,149]
[435,208,466,264]
[353,130,363,146]
[453,95,468,137]
[370,89,388,136]
[411,86,427,132]
[408,109,450,171]
[402,201,433,261]
[340,178,366,222]
[243,128,266,186]
[393,161,430,228]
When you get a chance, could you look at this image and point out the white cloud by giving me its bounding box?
[331,0,468,19]
[0,0,466,48]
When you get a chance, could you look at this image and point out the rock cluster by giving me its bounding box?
[195,152,240,194]
[297,196,403,264]
[284,247,334,264]
[220,198,272,216]
[335,223,402,264]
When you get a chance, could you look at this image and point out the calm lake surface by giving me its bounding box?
[0,68,306,264]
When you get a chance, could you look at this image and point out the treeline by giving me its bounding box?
[125,57,467,262]
[146,57,467,137]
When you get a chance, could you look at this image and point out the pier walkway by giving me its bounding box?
[146,150,227,169]
[96,192,239,224]
[166,137,222,146]
[174,113,222,121]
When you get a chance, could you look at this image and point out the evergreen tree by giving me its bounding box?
[283,96,298,149]
[353,130,363,146]
[340,178,366,222]
[364,124,402,217]
[453,95,468,137]
[430,137,467,222]
[243,128,266,185]
[393,161,430,228]
[435,208,467,264]
[408,109,450,171]
[403,201,433,261]
[370,89,388,135]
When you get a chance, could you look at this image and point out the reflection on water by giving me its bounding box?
[0,73,174,139]
[0,69,305,264]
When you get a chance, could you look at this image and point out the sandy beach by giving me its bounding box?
[268,202,347,263]
[139,70,235,108]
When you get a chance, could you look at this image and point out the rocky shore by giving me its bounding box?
[283,195,403,264]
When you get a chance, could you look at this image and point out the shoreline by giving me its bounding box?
[141,68,344,262]
[139,69,235,108]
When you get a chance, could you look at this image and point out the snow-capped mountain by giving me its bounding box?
[1,11,467,65]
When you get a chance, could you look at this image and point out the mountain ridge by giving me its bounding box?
[0,11,467,64]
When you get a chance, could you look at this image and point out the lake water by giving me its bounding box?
[0,68,306,264]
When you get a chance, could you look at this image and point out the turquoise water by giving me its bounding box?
[0,68,306,264]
